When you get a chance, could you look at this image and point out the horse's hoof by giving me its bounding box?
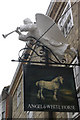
[37,95,40,99]
[53,96,57,101]
[41,96,45,100]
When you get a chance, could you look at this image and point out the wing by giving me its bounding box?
[35,13,67,44]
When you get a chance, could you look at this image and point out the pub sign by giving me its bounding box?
[23,64,79,112]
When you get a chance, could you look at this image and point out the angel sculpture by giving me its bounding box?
[16,13,77,61]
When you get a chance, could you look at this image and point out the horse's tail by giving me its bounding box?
[36,81,39,86]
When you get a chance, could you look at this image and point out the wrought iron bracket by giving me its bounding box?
[11,36,80,67]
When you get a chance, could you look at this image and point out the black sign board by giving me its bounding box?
[23,64,79,112]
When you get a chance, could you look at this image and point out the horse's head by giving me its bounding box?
[59,76,63,84]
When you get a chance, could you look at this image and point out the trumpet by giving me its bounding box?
[2,30,16,38]
[2,27,20,38]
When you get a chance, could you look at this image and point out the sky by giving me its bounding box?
[0,0,51,94]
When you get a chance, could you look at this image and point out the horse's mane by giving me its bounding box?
[52,76,63,84]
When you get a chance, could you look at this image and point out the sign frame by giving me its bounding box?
[23,64,79,112]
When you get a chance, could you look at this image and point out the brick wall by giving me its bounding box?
[12,77,27,118]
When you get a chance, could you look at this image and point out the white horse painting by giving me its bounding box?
[36,76,63,101]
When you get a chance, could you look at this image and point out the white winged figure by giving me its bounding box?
[16,13,77,61]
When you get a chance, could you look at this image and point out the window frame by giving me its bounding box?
[72,57,80,90]
[58,0,74,37]
[71,57,80,118]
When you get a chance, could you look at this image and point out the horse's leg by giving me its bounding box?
[37,89,40,99]
[41,88,45,100]
[53,89,57,101]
